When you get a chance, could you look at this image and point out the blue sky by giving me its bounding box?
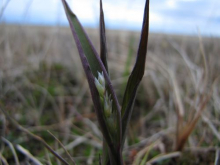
[1,0,220,36]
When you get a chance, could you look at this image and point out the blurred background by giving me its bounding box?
[0,0,220,164]
[1,0,220,36]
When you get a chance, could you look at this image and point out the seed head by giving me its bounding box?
[98,72,105,87]
[104,92,112,117]
[95,71,105,96]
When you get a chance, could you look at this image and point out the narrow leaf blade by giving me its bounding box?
[99,0,111,164]
[61,0,122,162]
[121,0,150,146]
[61,0,120,119]
[100,0,108,73]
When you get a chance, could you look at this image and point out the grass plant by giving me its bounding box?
[0,0,219,164]
[61,0,149,164]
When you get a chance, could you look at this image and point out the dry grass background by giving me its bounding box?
[0,24,220,164]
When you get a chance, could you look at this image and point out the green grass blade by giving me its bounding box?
[100,0,108,73]
[61,0,122,163]
[100,0,111,164]
[61,0,120,123]
[62,0,101,77]
[121,0,150,146]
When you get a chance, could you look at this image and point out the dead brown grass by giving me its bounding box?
[0,24,220,164]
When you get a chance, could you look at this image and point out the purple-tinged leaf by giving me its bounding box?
[121,0,150,147]
[100,0,108,73]
[61,0,122,163]
[99,0,112,164]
